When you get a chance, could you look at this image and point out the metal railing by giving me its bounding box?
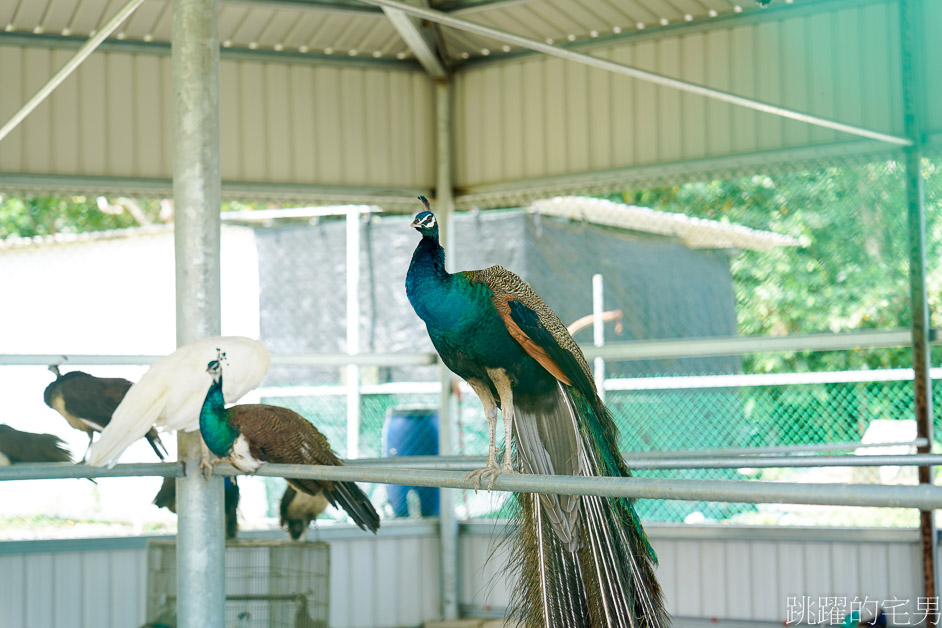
[3,455,942,509]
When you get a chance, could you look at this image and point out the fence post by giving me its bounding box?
[347,206,362,459]
[899,0,936,606]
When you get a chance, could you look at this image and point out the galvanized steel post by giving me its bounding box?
[346,206,362,459]
[172,0,225,625]
[900,0,937,605]
[435,79,460,621]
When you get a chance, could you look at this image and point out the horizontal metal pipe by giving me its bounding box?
[605,368,942,391]
[0,354,164,366]
[585,329,939,361]
[2,443,930,481]
[632,439,930,458]
[239,463,942,509]
[5,461,942,508]
[0,462,181,481]
[349,453,942,471]
[0,352,438,367]
[2,329,938,367]
[629,454,942,470]
[270,352,437,367]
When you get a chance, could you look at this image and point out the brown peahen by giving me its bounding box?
[44,366,168,462]
[405,198,668,628]
[0,424,72,464]
[280,484,329,540]
[199,357,380,534]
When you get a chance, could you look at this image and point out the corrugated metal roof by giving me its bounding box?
[0,0,801,63]
[529,196,801,252]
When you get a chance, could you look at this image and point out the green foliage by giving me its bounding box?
[0,195,149,238]
[0,194,265,240]
[616,157,942,372]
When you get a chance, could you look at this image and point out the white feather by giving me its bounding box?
[228,434,262,474]
[86,336,270,468]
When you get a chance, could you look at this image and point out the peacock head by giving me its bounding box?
[206,359,223,383]
[411,196,439,239]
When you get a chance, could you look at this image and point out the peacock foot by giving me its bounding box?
[466,463,514,492]
[199,454,217,479]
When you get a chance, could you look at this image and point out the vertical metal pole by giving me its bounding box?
[900,0,937,605]
[592,274,605,402]
[435,79,459,621]
[346,207,362,458]
[172,0,224,626]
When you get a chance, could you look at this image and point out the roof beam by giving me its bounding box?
[382,0,448,77]
[356,0,913,147]
[222,0,382,12]
[0,0,146,144]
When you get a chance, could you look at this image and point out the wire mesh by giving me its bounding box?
[2,147,942,540]
[145,539,329,628]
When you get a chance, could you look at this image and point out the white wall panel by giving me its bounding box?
[0,525,930,628]
[0,46,435,193]
[457,525,923,625]
[453,0,908,192]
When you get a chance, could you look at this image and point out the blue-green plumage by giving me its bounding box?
[406,212,558,397]
[197,359,381,533]
[406,198,667,628]
[199,366,241,458]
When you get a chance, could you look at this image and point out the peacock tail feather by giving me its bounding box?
[405,204,666,627]
[507,383,667,628]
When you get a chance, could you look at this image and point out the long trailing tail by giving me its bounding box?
[508,384,668,628]
[289,478,381,534]
[145,428,169,460]
[0,426,72,464]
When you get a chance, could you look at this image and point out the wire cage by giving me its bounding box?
[145,539,329,628]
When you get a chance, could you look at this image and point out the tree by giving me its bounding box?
[617,157,942,372]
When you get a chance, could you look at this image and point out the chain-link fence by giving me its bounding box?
[2,147,942,538]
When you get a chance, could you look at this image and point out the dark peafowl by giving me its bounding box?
[405,198,668,628]
[199,356,380,534]
[0,424,72,464]
[44,366,168,462]
[153,475,241,539]
[280,484,329,540]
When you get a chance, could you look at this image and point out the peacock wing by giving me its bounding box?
[53,373,133,430]
[229,404,381,533]
[226,404,340,468]
[466,265,596,397]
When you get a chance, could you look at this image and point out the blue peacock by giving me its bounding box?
[198,355,380,534]
[406,197,668,628]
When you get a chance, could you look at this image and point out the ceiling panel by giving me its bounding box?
[0,0,810,64]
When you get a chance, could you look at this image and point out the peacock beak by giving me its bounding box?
[410,217,421,229]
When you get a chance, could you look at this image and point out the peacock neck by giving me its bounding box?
[407,235,452,304]
[199,376,241,457]
[409,234,447,278]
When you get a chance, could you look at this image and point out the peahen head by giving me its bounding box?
[411,196,439,239]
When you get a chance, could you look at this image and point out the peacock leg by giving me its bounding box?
[465,378,501,491]
[198,439,220,478]
[486,368,516,481]
[81,432,94,463]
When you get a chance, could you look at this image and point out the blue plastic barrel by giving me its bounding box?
[382,406,440,517]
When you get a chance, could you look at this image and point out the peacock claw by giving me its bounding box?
[199,455,217,479]
[466,463,513,492]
